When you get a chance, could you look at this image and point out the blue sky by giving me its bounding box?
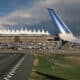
[0,0,34,16]
[0,0,80,34]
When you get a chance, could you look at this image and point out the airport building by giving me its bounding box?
[0,24,52,43]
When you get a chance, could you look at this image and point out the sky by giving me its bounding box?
[0,0,80,34]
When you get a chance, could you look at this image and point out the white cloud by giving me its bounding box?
[0,0,79,25]
[0,0,59,25]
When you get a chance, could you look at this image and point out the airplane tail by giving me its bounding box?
[48,8,80,43]
[48,8,72,34]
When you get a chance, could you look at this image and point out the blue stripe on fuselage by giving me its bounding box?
[48,8,71,34]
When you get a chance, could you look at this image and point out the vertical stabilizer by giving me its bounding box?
[48,8,72,34]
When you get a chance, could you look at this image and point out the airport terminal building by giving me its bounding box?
[0,24,55,43]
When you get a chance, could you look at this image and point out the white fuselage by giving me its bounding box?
[59,33,80,43]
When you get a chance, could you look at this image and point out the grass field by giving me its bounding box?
[29,54,80,80]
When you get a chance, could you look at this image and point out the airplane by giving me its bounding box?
[48,8,80,47]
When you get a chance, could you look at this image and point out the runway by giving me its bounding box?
[0,52,34,80]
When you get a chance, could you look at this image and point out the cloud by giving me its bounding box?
[0,0,80,33]
[0,0,59,25]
